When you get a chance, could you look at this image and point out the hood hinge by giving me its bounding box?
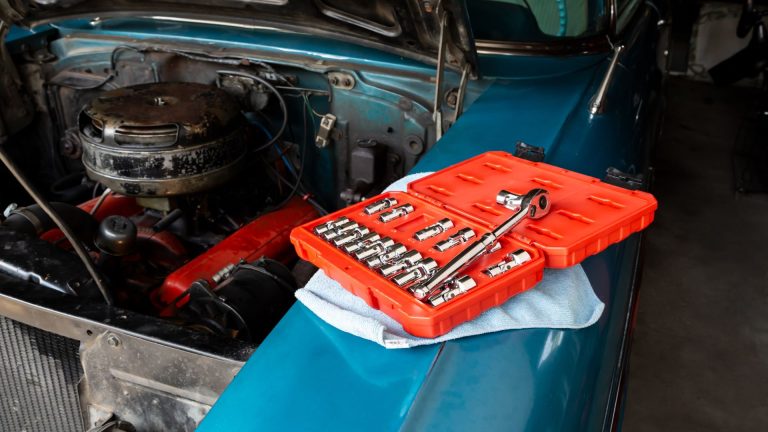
[432,4,474,140]
[432,10,448,141]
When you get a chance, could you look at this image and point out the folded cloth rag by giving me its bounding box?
[295,173,605,349]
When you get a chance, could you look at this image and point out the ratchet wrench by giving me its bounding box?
[410,188,550,299]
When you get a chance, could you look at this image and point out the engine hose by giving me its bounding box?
[49,172,93,203]
[3,202,98,245]
[0,145,113,305]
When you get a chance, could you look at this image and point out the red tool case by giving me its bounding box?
[291,152,657,338]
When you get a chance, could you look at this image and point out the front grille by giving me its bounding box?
[0,316,85,432]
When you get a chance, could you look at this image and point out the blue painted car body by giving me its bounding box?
[4,4,660,430]
[197,7,660,432]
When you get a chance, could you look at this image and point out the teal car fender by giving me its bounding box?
[199,6,659,431]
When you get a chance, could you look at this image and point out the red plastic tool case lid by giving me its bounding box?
[291,152,657,338]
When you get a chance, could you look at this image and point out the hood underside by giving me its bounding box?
[0,0,477,74]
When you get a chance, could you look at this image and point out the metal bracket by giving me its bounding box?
[452,63,470,123]
[314,113,337,148]
[327,72,355,90]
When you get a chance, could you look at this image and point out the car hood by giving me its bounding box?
[0,0,477,74]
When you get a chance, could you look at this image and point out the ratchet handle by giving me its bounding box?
[411,188,550,300]
[411,236,493,298]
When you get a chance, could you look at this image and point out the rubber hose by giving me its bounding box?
[3,202,98,246]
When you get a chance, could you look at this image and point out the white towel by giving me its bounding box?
[295,174,604,349]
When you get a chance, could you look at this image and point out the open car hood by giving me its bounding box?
[0,0,477,74]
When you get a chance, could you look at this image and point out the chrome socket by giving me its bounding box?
[313,216,350,235]
[322,221,359,241]
[363,197,398,215]
[332,226,371,247]
[211,263,237,285]
[496,190,524,211]
[483,249,532,277]
[413,218,454,241]
[378,204,414,223]
[354,237,395,261]
[433,227,476,252]
[379,250,424,277]
[365,243,407,268]
[410,281,435,300]
[392,258,439,287]
[342,232,381,254]
[428,275,478,306]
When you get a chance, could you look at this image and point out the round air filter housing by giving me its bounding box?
[79,82,246,196]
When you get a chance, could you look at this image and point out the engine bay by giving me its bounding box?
[0,35,440,344]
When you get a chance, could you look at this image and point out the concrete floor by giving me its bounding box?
[623,78,768,431]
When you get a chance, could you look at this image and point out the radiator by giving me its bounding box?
[0,315,85,432]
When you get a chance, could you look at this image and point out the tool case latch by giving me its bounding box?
[604,167,646,190]
[514,141,545,162]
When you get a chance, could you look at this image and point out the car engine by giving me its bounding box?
[0,31,441,348]
[0,27,447,428]
[0,6,458,428]
[4,76,324,343]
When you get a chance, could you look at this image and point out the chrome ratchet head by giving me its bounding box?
[496,188,550,219]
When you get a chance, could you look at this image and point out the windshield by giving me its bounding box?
[467,0,608,42]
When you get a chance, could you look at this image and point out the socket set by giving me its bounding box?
[309,195,535,309]
[291,152,657,338]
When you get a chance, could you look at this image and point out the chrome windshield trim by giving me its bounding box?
[475,37,612,56]
[473,2,614,56]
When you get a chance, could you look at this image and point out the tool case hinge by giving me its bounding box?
[514,141,545,162]
[604,167,645,190]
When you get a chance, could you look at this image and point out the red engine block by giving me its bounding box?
[155,197,317,310]
[74,194,317,311]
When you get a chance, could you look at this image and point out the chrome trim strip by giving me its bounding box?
[475,37,612,56]
[602,234,644,431]
[313,0,401,38]
[143,15,287,32]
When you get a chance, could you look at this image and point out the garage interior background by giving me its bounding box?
[624,1,768,431]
